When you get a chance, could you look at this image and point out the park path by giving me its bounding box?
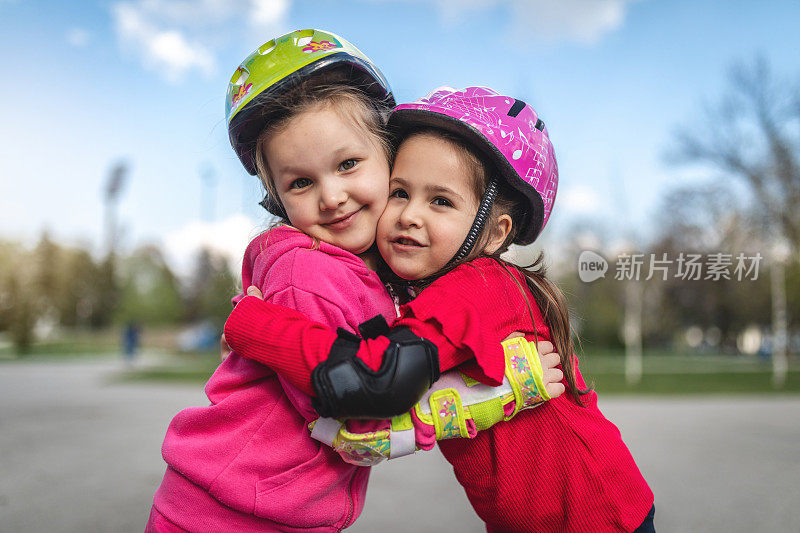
[1,358,798,532]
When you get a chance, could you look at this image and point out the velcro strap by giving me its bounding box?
[389,429,416,459]
[358,315,391,339]
[468,398,505,430]
[388,413,415,459]
[502,337,549,418]
[430,389,469,440]
[329,327,361,361]
[310,417,343,447]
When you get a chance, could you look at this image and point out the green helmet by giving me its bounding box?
[226,29,395,176]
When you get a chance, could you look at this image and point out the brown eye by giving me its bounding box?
[338,159,357,171]
[432,197,453,207]
[389,188,408,199]
[290,178,312,189]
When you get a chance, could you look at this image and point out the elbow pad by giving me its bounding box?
[311,316,440,419]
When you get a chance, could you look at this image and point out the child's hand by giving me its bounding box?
[220,333,232,362]
[246,285,264,299]
[221,287,265,363]
[537,341,566,399]
[503,333,565,400]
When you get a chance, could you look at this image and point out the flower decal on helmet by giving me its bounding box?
[231,81,253,109]
[302,39,339,53]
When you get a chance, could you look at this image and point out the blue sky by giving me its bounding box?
[1,0,798,272]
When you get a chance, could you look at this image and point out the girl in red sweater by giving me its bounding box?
[226,86,655,532]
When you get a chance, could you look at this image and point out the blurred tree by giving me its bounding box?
[60,248,104,328]
[89,255,119,329]
[117,246,183,325]
[0,241,21,332]
[674,57,800,249]
[786,261,800,330]
[566,274,625,350]
[550,222,626,351]
[0,238,241,352]
[4,272,36,353]
[0,242,35,351]
[183,248,237,326]
[668,57,798,362]
[651,185,772,351]
[33,232,59,305]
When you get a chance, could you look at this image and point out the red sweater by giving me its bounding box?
[225,257,654,532]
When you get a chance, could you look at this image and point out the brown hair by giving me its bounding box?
[252,70,392,223]
[392,129,590,405]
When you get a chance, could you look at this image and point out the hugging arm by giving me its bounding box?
[224,286,564,418]
[224,295,445,416]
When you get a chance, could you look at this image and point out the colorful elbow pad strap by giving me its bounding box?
[309,337,551,466]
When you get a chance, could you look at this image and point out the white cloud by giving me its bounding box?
[377,0,640,44]
[161,214,260,277]
[512,0,639,44]
[66,27,90,47]
[113,2,215,82]
[560,185,602,213]
[251,0,290,28]
[110,0,290,83]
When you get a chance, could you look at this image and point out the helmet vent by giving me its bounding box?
[507,99,526,118]
[231,67,249,86]
[534,119,545,131]
[258,40,276,55]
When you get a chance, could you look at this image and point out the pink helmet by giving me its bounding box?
[388,86,558,245]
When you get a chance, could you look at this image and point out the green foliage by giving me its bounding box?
[588,370,800,394]
[116,246,183,325]
[785,261,800,329]
[0,236,237,354]
[183,248,238,327]
[561,272,624,349]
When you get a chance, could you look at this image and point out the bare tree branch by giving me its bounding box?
[672,57,800,249]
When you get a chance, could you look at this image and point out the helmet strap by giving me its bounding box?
[259,194,288,220]
[448,177,499,264]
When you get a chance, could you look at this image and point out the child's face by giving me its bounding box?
[263,104,390,256]
[377,134,480,280]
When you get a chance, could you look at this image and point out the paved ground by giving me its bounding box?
[1,358,799,532]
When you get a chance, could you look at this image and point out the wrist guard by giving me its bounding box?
[311,316,440,419]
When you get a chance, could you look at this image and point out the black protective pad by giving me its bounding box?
[311,325,440,419]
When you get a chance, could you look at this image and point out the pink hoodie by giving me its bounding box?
[149,226,396,532]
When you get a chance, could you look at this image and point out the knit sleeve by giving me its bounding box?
[393,271,504,385]
[224,296,390,395]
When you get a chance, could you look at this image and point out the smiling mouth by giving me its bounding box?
[323,207,362,226]
[393,236,424,247]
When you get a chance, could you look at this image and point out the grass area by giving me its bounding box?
[0,326,202,359]
[0,337,118,359]
[578,350,800,394]
[578,351,795,373]
[5,333,798,395]
[585,370,800,394]
[117,352,222,383]
[112,350,800,395]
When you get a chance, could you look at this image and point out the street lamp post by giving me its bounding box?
[103,161,128,257]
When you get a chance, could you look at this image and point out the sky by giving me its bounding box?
[1,0,798,274]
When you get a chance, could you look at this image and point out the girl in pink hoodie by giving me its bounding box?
[147,30,401,533]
